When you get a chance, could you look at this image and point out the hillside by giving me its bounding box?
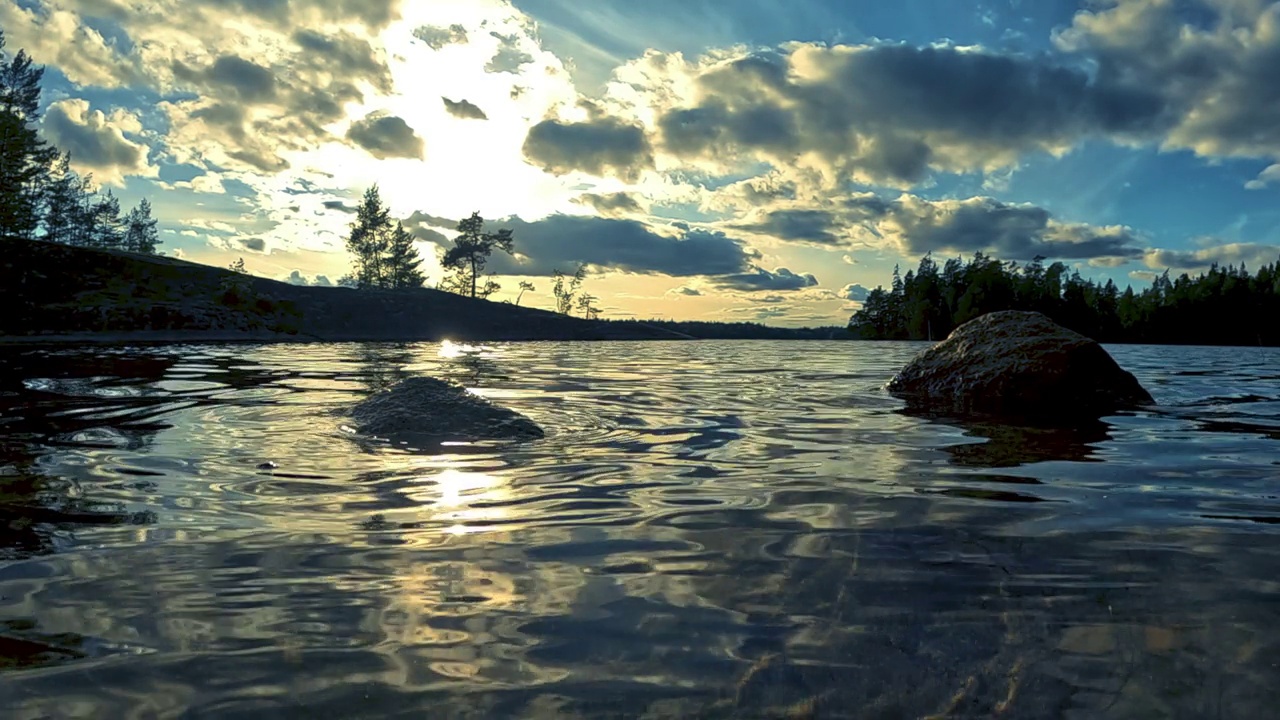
[0,239,685,343]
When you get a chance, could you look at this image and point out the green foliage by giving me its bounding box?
[515,280,535,306]
[551,264,586,315]
[219,258,253,307]
[385,221,424,289]
[88,189,124,249]
[0,31,56,242]
[0,32,160,251]
[347,186,390,288]
[42,153,81,245]
[123,198,160,254]
[850,252,1280,346]
[345,186,425,290]
[441,212,515,298]
[575,292,601,320]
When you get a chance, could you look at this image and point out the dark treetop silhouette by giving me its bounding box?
[0,31,159,253]
[850,252,1280,346]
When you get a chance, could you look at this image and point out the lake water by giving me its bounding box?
[0,340,1277,718]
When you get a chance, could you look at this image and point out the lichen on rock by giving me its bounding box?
[887,310,1154,420]
[345,376,544,445]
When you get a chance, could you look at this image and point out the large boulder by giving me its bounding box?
[345,377,543,444]
[887,311,1153,419]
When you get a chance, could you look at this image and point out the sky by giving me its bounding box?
[10,0,1280,326]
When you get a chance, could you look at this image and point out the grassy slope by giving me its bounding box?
[0,239,685,342]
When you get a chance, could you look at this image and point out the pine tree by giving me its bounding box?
[67,173,99,247]
[346,186,392,288]
[0,31,56,241]
[441,212,514,298]
[384,221,424,289]
[89,189,124,249]
[41,153,82,245]
[123,197,160,253]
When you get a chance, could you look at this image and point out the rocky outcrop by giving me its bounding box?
[887,311,1153,419]
[345,377,543,444]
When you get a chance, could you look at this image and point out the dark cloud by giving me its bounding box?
[722,305,789,321]
[398,211,452,244]
[1057,1,1280,166]
[410,226,449,245]
[640,4,1280,187]
[486,32,534,73]
[1143,243,1280,271]
[346,113,424,159]
[721,173,799,208]
[227,148,289,173]
[202,0,292,24]
[432,215,756,277]
[732,209,843,245]
[325,0,399,28]
[404,210,457,228]
[42,100,149,178]
[204,55,277,102]
[573,192,646,217]
[413,23,468,49]
[323,200,355,213]
[167,32,392,172]
[189,102,246,129]
[523,117,654,180]
[650,42,1166,186]
[841,283,871,302]
[292,29,389,87]
[751,294,787,304]
[238,237,266,252]
[863,195,1145,261]
[709,266,819,292]
[287,270,334,286]
[442,97,488,120]
[667,285,702,296]
[204,0,400,28]
[740,193,1145,263]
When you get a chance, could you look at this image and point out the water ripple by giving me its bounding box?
[0,340,1276,717]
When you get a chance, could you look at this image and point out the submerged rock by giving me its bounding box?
[345,376,543,444]
[887,310,1153,420]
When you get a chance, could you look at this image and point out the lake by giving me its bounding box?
[0,340,1277,718]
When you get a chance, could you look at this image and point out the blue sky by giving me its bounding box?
[9,0,1280,325]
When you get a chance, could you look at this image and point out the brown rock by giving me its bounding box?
[887,311,1153,419]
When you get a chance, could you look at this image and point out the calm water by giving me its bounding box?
[0,340,1277,718]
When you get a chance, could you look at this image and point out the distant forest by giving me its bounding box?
[617,319,852,340]
[849,253,1280,346]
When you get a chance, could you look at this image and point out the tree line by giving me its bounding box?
[849,252,1280,346]
[0,31,159,253]
[341,185,602,318]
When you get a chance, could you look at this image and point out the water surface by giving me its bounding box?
[0,340,1277,718]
